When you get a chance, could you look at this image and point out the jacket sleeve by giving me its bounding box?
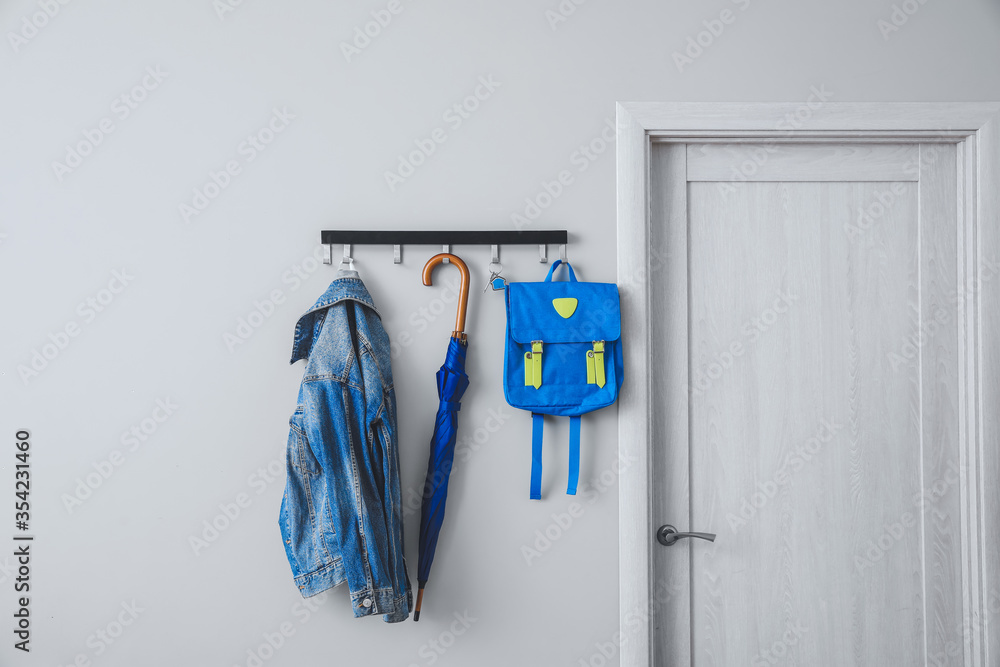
[301,374,410,621]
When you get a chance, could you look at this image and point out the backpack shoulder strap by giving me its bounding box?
[530,413,582,499]
[567,415,581,495]
[530,413,544,500]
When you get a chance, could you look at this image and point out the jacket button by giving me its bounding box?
[361,598,372,608]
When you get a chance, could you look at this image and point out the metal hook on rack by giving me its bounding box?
[539,244,548,263]
[342,244,354,268]
[559,244,567,262]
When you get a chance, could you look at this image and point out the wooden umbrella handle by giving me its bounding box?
[422,253,470,339]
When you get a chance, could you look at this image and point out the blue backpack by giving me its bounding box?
[503,260,624,499]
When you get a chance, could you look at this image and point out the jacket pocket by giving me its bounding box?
[288,406,321,476]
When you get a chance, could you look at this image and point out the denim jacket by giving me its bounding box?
[279,271,411,622]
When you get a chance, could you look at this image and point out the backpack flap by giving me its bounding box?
[506,281,621,345]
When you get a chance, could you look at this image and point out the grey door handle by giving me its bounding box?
[656,524,716,547]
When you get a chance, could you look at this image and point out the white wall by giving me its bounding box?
[1,0,999,665]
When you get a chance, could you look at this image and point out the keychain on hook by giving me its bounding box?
[484,244,507,292]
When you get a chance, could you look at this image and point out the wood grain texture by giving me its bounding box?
[616,102,653,667]
[686,143,919,182]
[648,143,690,667]
[955,136,979,667]
[917,143,965,666]
[963,110,1000,667]
[680,145,967,664]
[979,111,1000,667]
[686,178,925,666]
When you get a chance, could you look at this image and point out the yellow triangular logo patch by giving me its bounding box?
[552,298,578,319]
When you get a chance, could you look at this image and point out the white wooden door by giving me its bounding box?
[648,140,973,666]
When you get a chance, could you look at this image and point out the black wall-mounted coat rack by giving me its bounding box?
[321,230,569,265]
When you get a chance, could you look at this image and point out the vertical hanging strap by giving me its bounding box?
[567,415,581,495]
[530,413,544,500]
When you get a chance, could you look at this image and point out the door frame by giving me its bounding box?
[616,102,1000,667]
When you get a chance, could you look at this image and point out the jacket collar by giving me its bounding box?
[290,275,380,364]
[304,274,378,315]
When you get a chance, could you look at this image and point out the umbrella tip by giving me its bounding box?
[413,586,425,622]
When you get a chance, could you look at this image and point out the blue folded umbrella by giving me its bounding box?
[414,335,470,621]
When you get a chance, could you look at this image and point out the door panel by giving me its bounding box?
[652,143,964,666]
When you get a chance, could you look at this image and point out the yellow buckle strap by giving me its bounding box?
[588,341,606,388]
[525,341,543,388]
